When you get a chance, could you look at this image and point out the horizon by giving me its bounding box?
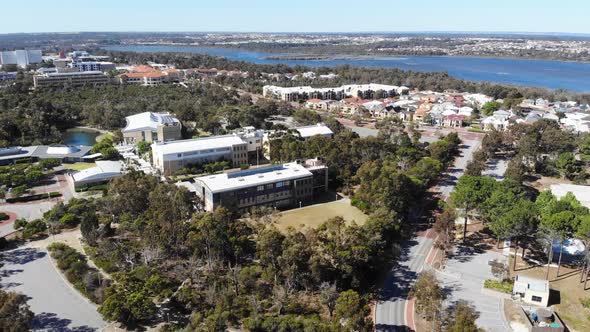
[1,0,589,35]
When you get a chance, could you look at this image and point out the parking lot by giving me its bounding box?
[436,248,511,332]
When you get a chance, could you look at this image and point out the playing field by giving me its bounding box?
[275,200,368,232]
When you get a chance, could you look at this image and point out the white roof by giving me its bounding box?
[550,184,590,208]
[72,161,124,183]
[152,135,245,156]
[196,162,313,193]
[514,275,548,293]
[295,124,334,138]
[122,112,180,133]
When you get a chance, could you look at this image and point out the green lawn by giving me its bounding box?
[62,162,96,171]
[96,132,114,142]
[275,200,368,232]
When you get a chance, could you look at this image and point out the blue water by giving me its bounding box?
[62,129,99,146]
[104,45,590,92]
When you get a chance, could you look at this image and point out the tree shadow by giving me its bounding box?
[31,312,98,332]
[374,324,415,332]
[448,238,492,264]
[0,248,46,265]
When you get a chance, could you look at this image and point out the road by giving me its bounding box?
[375,132,483,331]
[1,246,105,331]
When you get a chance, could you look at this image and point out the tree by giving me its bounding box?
[541,210,578,278]
[444,301,480,332]
[320,282,339,317]
[490,199,537,271]
[555,152,581,179]
[136,141,150,156]
[410,271,444,330]
[504,158,527,183]
[434,206,457,263]
[451,176,496,242]
[333,290,372,331]
[481,101,502,115]
[0,289,34,332]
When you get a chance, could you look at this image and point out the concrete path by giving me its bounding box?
[1,246,105,331]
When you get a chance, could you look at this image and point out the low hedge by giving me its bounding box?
[7,191,61,203]
[484,279,513,294]
[75,184,108,193]
[0,212,9,221]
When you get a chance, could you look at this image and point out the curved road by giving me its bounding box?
[375,132,482,331]
[1,246,105,331]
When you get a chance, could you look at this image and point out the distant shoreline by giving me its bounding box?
[109,43,590,64]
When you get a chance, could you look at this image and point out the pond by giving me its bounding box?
[62,128,100,146]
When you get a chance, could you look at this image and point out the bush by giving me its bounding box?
[13,218,27,230]
[48,242,109,304]
[484,279,513,294]
[0,212,8,221]
[21,219,47,239]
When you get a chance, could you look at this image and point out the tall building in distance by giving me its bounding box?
[0,50,42,68]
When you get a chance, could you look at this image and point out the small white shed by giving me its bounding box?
[513,275,550,307]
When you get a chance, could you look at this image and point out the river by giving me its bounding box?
[104,45,590,92]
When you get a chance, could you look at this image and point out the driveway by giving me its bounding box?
[437,248,511,332]
[0,200,58,237]
[0,246,105,331]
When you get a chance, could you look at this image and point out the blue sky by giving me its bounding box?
[1,0,589,34]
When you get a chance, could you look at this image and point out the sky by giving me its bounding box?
[1,0,589,34]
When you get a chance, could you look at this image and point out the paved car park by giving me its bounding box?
[1,246,105,331]
[436,248,511,332]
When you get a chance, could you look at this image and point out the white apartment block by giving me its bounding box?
[263,84,409,102]
[33,71,110,89]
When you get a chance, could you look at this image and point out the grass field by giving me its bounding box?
[62,162,96,171]
[275,200,368,232]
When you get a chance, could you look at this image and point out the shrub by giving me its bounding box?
[21,219,47,239]
[0,212,8,221]
[13,218,27,230]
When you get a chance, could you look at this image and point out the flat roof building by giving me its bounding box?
[33,71,110,89]
[513,275,550,307]
[0,145,94,165]
[192,159,328,212]
[263,84,409,102]
[122,112,182,144]
[295,123,334,139]
[151,135,249,175]
[550,184,590,208]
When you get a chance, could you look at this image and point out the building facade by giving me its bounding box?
[193,159,328,212]
[151,135,249,174]
[33,71,110,88]
[69,61,116,72]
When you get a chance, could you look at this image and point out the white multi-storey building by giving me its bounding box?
[0,50,42,68]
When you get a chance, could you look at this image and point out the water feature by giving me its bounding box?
[62,128,100,146]
[104,45,590,92]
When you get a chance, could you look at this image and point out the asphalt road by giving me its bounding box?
[1,247,105,331]
[375,135,482,331]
